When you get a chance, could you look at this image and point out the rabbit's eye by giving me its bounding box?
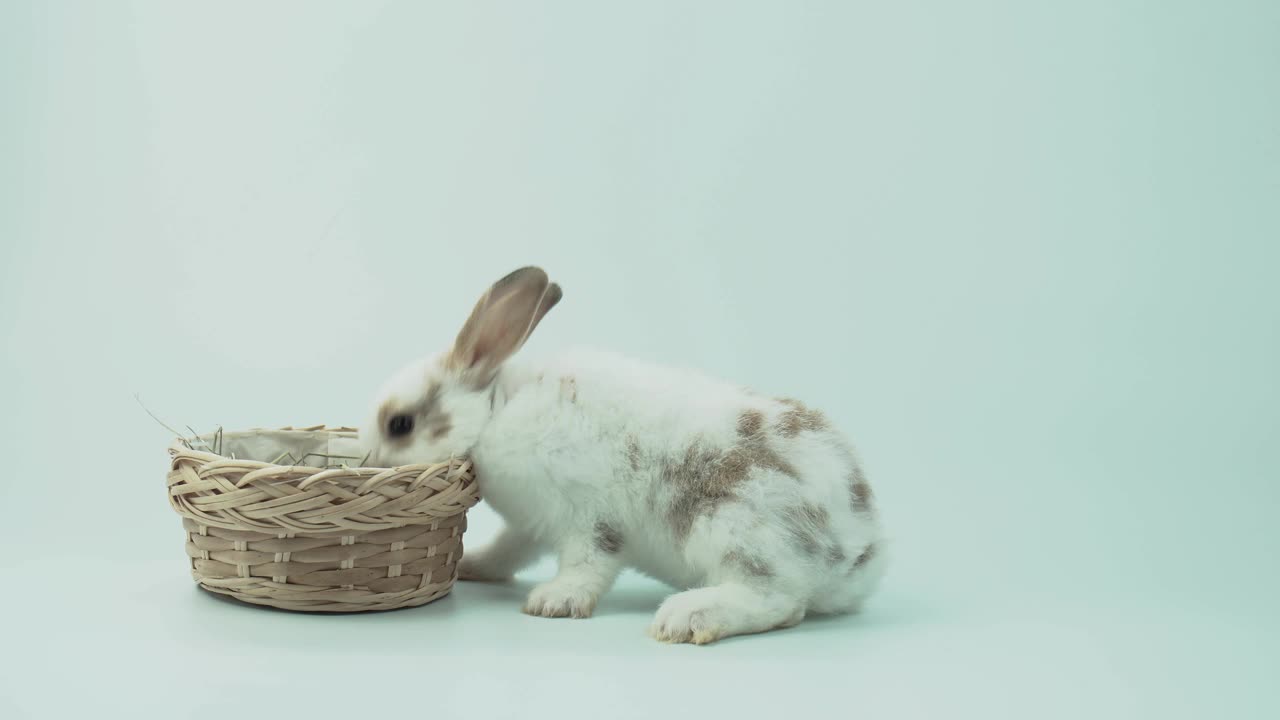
[387,414,414,438]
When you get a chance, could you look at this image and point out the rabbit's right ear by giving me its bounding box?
[449,266,562,384]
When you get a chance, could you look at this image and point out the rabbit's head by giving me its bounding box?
[361,266,561,466]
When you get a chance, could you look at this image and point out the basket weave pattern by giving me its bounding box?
[167,426,480,612]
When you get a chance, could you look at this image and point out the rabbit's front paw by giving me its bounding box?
[523,580,598,619]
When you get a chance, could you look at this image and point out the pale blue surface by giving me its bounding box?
[2,2,1277,718]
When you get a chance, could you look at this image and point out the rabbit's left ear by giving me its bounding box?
[449,266,562,382]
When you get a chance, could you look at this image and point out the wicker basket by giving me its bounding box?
[166,425,480,612]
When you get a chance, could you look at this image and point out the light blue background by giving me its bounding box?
[2,2,1277,718]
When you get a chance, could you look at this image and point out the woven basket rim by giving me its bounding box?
[168,424,453,473]
[167,424,479,532]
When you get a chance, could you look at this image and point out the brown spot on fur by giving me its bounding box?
[737,410,765,437]
[560,376,578,403]
[775,398,829,438]
[663,433,801,542]
[781,504,830,556]
[849,466,875,513]
[715,443,795,493]
[593,521,624,553]
[728,433,799,481]
[724,550,774,579]
[793,533,821,556]
[826,543,847,563]
[852,542,877,570]
[626,437,642,471]
[781,503,850,562]
[800,503,830,528]
[662,443,731,542]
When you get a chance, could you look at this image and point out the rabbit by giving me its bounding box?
[360,266,886,644]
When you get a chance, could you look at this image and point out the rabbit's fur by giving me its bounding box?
[363,267,886,643]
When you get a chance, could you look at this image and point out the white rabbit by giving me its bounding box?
[361,267,886,644]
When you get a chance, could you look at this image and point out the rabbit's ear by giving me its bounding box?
[449,266,562,383]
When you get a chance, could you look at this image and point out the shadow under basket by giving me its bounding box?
[166,425,480,612]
